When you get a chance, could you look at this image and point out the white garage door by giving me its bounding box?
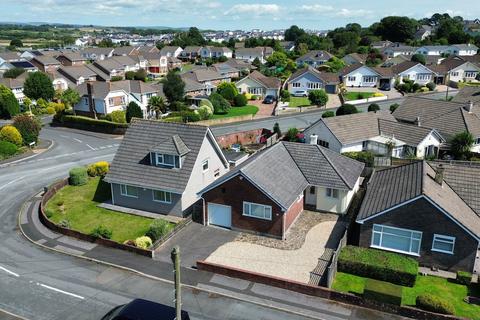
[208,203,232,228]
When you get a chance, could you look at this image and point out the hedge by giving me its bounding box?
[69,167,88,186]
[342,151,374,167]
[59,115,129,134]
[363,278,403,306]
[338,246,418,287]
[456,270,472,285]
[416,294,455,315]
[0,140,18,157]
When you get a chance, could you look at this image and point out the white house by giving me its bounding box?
[200,46,233,59]
[382,46,416,58]
[446,44,479,56]
[415,46,450,56]
[235,70,281,98]
[393,61,437,85]
[447,61,480,83]
[341,64,379,87]
[234,47,273,63]
[287,66,339,94]
[159,46,183,58]
[0,78,25,104]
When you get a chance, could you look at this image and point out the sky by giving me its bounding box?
[3,0,480,30]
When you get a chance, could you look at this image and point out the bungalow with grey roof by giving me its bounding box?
[234,47,273,64]
[287,66,340,94]
[296,50,333,68]
[235,70,281,98]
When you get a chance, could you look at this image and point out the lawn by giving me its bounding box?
[344,92,376,101]
[210,105,259,119]
[288,97,311,108]
[45,177,155,243]
[333,272,480,319]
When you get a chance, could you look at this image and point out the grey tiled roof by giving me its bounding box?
[243,70,281,89]
[452,86,480,105]
[378,119,445,146]
[357,161,480,238]
[150,135,190,156]
[105,120,211,193]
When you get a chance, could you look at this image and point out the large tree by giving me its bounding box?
[450,131,474,160]
[147,96,166,119]
[126,101,143,123]
[162,71,185,105]
[23,72,55,101]
[284,25,307,42]
[376,16,418,42]
[0,85,20,119]
[60,88,80,109]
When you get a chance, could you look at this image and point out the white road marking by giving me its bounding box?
[0,265,20,277]
[37,283,85,300]
[0,176,24,191]
[73,138,83,143]
[85,144,95,150]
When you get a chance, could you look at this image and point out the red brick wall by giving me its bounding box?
[203,175,285,237]
[215,129,263,148]
[284,195,304,232]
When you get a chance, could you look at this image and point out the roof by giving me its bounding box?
[181,67,227,82]
[289,66,340,84]
[59,52,86,62]
[357,161,480,238]
[10,61,36,69]
[105,120,217,193]
[452,86,480,105]
[296,50,333,62]
[378,119,444,146]
[76,80,161,99]
[58,65,97,80]
[33,55,61,66]
[241,70,281,89]
[0,51,21,61]
[80,47,114,56]
[343,53,368,64]
[113,46,138,56]
[391,61,435,74]
[150,135,190,156]
[0,77,25,89]
[160,46,182,55]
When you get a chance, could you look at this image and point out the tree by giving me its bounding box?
[368,103,380,112]
[12,114,41,145]
[324,57,346,73]
[450,131,474,160]
[147,96,166,119]
[411,54,426,65]
[0,85,20,119]
[59,88,80,109]
[285,128,299,142]
[23,72,55,101]
[308,90,328,107]
[3,68,25,79]
[273,122,281,138]
[162,71,185,104]
[252,57,262,68]
[285,25,307,42]
[296,43,309,56]
[134,69,147,81]
[209,93,231,114]
[266,51,289,69]
[322,111,335,118]
[126,101,143,123]
[216,82,238,102]
[125,71,136,80]
[234,94,247,107]
[336,104,358,116]
[9,38,23,48]
[376,16,418,42]
[97,39,113,47]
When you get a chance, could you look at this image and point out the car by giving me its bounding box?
[263,95,275,104]
[293,90,308,97]
[101,299,190,320]
[379,82,391,91]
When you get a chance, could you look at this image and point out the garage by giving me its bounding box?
[208,203,232,228]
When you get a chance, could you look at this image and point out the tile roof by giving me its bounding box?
[105,120,212,193]
[150,134,190,156]
[391,61,434,74]
[58,65,97,80]
[289,66,340,84]
[244,70,281,89]
[378,119,444,146]
[452,86,480,106]
[181,67,227,82]
[296,50,333,62]
[33,55,61,66]
[0,51,21,61]
[160,46,181,56]
[0,77,25,89]
[357,161,480,238]
[343,53,368,64]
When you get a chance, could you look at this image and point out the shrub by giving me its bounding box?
[69,167,88,186]
[338,246,418,287]
[416,294,455,315]
[59,219,71,229]
[322,111,335,118]
[308,89,328,106]
[110,76,123,82]
[368,103,380,112]
[285,128,299,142]
[59,115,129,134]
[106,110,126,124]
[13,114,41,145]
[90,225,113,239]
[199,99,214,114]
[372,92,384,97]
[363,279,403,306]
[426,82,436,91]
[126,101,143,123]
[342,151,374,167]
[46,106,55,114]
[244,93,254,100]
[336,104,358,116]
[216,82,238,102]
[420,86,429,92]
[209,92,231,114]
[280,90,290,102]
[456,270,472,285]
[389,103,399,113]
[234,94,248,107]
[0,140,18,157]
[87,161,109,177]
[146,219,173,242]
[0,125,22,146]
[197,105,212,120]
[0,84,20,118]
[134,236,153,249]
[180,111,201,122]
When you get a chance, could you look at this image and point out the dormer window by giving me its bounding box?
[150,134,190,170]
[156,153,180,168]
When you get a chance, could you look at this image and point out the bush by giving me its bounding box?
[197,105,212,120]
[0,125,22,146]
[90,225,113,239]
[59,219,71,229]
[322,111,335,118]
[216,82,239,102]
[199,99,214,114]
[234,94,248,107]
[338,246,418,287]
[285,128,299,142]
[363,279,403,306]
[180,111,201,122]
[456,271,472,285]
[368,103,380,112]
[280,90,290,102]
[0,140,18,157]
[209,92,231,114]
[87,161,109,177]
[13,114,42,145]
[146,219,173,242]
[389,103,399,113]
[110,76,123,82]
[69,167,88,186]
[342,151,374,167]
[59,115,129,134]
[106,110,126,124]
[308,89,328,106]
[416,294,455,315]
[46,106,55,114]
[126,101,143,123]
[372,92,384,97]
[244,93,254,100]
[426,82,436,91]
[336,104,358,116]
[134,236,153,249]
[0,85,20,118]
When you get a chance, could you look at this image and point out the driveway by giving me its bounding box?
[154,222,238,268]
[249,99,275,118]
[345,86,403,99]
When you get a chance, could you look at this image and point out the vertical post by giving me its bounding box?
[171,246,181,320]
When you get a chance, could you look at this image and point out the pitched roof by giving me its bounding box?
[0,51,21,61]
[150,135,190,156]
[378,119,444,146]
[113,46,138,56]
[105,120,214,193]
[76,80,161,99]
[58,65,97,80]
[391,61,434,74]
[452,86,480,106]
[33,55,61,66]
[289,66,340,84]
[0,77,25,89]
[357,161,480,238]
[242,70,281,89]
[296,50,333,62]
[181,67,227,82]
[343,53,368,64]
[59,52,87,62]
[160,46,181,56]
[340,63,366,76]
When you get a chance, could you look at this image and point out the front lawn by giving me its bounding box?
[344,92,375,101]
[45,177,155,243]
[333,272,480,319]
[210,105,259,119]
[288,97,311,108]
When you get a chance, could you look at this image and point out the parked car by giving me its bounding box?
[101,299,190,320]
[379,82,391,91]
[263,95,275,104]
[293,90,308,97]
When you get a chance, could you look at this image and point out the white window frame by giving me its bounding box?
[152,190,172,204]
[243,201,272,220]
[362,76,376,83]
[120,184,139,198]
[326,188,339,199]
[450,71,459,77]
[347,76,356,82]
[292,82,301,88]
[156,153,180,168]
[371,224,422,256]
[202,159,209,172]
[465,71,477,78]
[431,234,455,255]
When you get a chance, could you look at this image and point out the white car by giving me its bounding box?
[293,90,308,97]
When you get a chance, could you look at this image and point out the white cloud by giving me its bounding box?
[336,8,373,18]
[295,4,372,19]
[298,4,334,13]
[224,3,282,16]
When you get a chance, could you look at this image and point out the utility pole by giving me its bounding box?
[171,246,181,320]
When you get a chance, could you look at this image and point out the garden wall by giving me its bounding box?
[198,114,254,126]
[196,261,466,320]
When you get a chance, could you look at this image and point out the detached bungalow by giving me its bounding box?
[340,64,394,88]
[446,44,479,56]
[235,70,281,98]
[200,46,233,59]
[287,66,340,94]
[393,61,437,85]
[180,67,231,96]
[432,56,479,84]
[234,47,273,64]
[296,50,333,68]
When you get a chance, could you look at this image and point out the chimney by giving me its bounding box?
[465,100,474,113]
[435,164,444,185]
[309,134,318,145]
[414,116,421,127]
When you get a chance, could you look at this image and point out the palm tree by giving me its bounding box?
[450,131,474,160]
[148,96,166,119]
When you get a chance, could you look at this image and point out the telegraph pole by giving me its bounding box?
[171,246,181,320]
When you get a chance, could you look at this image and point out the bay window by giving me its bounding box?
[371,224,422,256]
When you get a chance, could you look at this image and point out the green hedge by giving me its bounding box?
[456,271,472,285]
[59,115,129,134]
[364,278,403,306]
[338,246,418,287]
[416,294,455,315]
[342,151,374,167]
[69,167,88,186]
[0,140,18,158]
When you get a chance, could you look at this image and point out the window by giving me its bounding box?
[475,137,480,145]
[292,82,301,88]
[156,153,180,168]
[371,224,422,256]
[347,76,356,82]
[152,190,172,203]
[362,76,376,83]
[465,71,477,78]
[326,188,339,198]
[120,96,126,105]
[309,186,315,194]
[120,184,138,198]
[108,98,114,106]
[214,168,220,178]
[243,202,272,220]
[202,159,209,172]
[450,71,459,77]
[307,82,322,89]
[317,139,329,148]
[416,74,431,81]
[432,234,455,254]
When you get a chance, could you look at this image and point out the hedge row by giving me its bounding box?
[416,294,455,315]
[363,278,403,306]
[59,115,129,134]
[338,246,418,287]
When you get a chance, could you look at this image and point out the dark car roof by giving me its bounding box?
[107,299,190,320]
